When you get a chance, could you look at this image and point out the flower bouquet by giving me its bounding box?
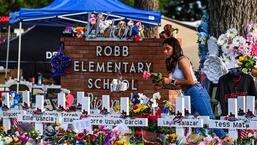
[129,94,151,117]
[217,23,257,73]
[236,55,256,73]
[143,70,163,83]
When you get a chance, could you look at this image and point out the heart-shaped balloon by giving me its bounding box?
[65,94,74,109]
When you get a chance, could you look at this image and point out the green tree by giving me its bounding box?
[0,0,53,15]
[122,0,206,21]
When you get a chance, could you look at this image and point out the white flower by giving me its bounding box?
[217,34,227,45]
[203,56,228,83]
[226,28,238,38]
[221,43,231,54]
[239,44,251,56]
[232,36,246,47]
[223,57,239,69]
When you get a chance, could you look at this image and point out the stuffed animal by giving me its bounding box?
[131,21,142,41]
[103,20,113,38]
[74,27,86,38]
[127,20,134,38]
[136,21,145,38]
[63,25,74,37]
[116,21,126,39]
[88,14,97,37]
[109,22,117,38]
[151,92,161,108]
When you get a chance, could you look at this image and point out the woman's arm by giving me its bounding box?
[163,57,195,86]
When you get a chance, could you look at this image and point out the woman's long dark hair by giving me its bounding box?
[163,37,183,72]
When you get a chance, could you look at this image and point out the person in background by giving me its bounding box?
[161,37,227,139]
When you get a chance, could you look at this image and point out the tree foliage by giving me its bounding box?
[0,0,54,15]
[122,0,206,21]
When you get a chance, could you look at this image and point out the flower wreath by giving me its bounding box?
[51,43,71,77]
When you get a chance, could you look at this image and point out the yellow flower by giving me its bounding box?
[55,122,61,126]
[113,104,121,112]
[224,136,233,143]
[133,106,141,113]
[13,136,20,142]
[238,56,245,61]
[115,140,130,145]
[0,126,5,132]
[167,133,177,140]
[237,60,243,66]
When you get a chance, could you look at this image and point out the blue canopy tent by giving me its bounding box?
[7,0,161,90]
[10,0,161,26]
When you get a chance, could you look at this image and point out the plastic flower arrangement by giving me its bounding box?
[143,70,163,83]
[217,23,257,73]
[129,94,151,117]
[161,100,176,114]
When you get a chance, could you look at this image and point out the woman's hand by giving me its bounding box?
[163,77,171,85]
[163,74,172,85]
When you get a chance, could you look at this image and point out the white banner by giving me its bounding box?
[158,118,203,127]
[209,120,250,129]
[58,112,81,123]
[1,110,24,118]
[90,117,148,127]
[17,111,58,123]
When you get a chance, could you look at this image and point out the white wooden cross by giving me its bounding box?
[82,96,91,115]
[102,95,110,112]
[2,92,11,132]
[22,90,30,108]
[209,96,256,141]
[120,97,129,115]
[158,95,203,139]
[57,92,66,110]
[228,98,238,140]
[35,95,44,135]
[77,91,84,107]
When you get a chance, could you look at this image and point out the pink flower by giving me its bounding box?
[143,70,151,80]
[247,32,254,42]
[213,136,222,145]
[250,43,257,56]
[169,143,176,145]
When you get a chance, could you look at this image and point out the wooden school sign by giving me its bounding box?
[61,38,169,104]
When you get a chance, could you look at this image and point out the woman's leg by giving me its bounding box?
[184,84,226,138]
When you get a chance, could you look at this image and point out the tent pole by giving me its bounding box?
[86,12,91,36]
[16,21,22,92]
[96,13,100,37]
[4,25,11,81]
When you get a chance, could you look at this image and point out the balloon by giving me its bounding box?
[65,94,74,109]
